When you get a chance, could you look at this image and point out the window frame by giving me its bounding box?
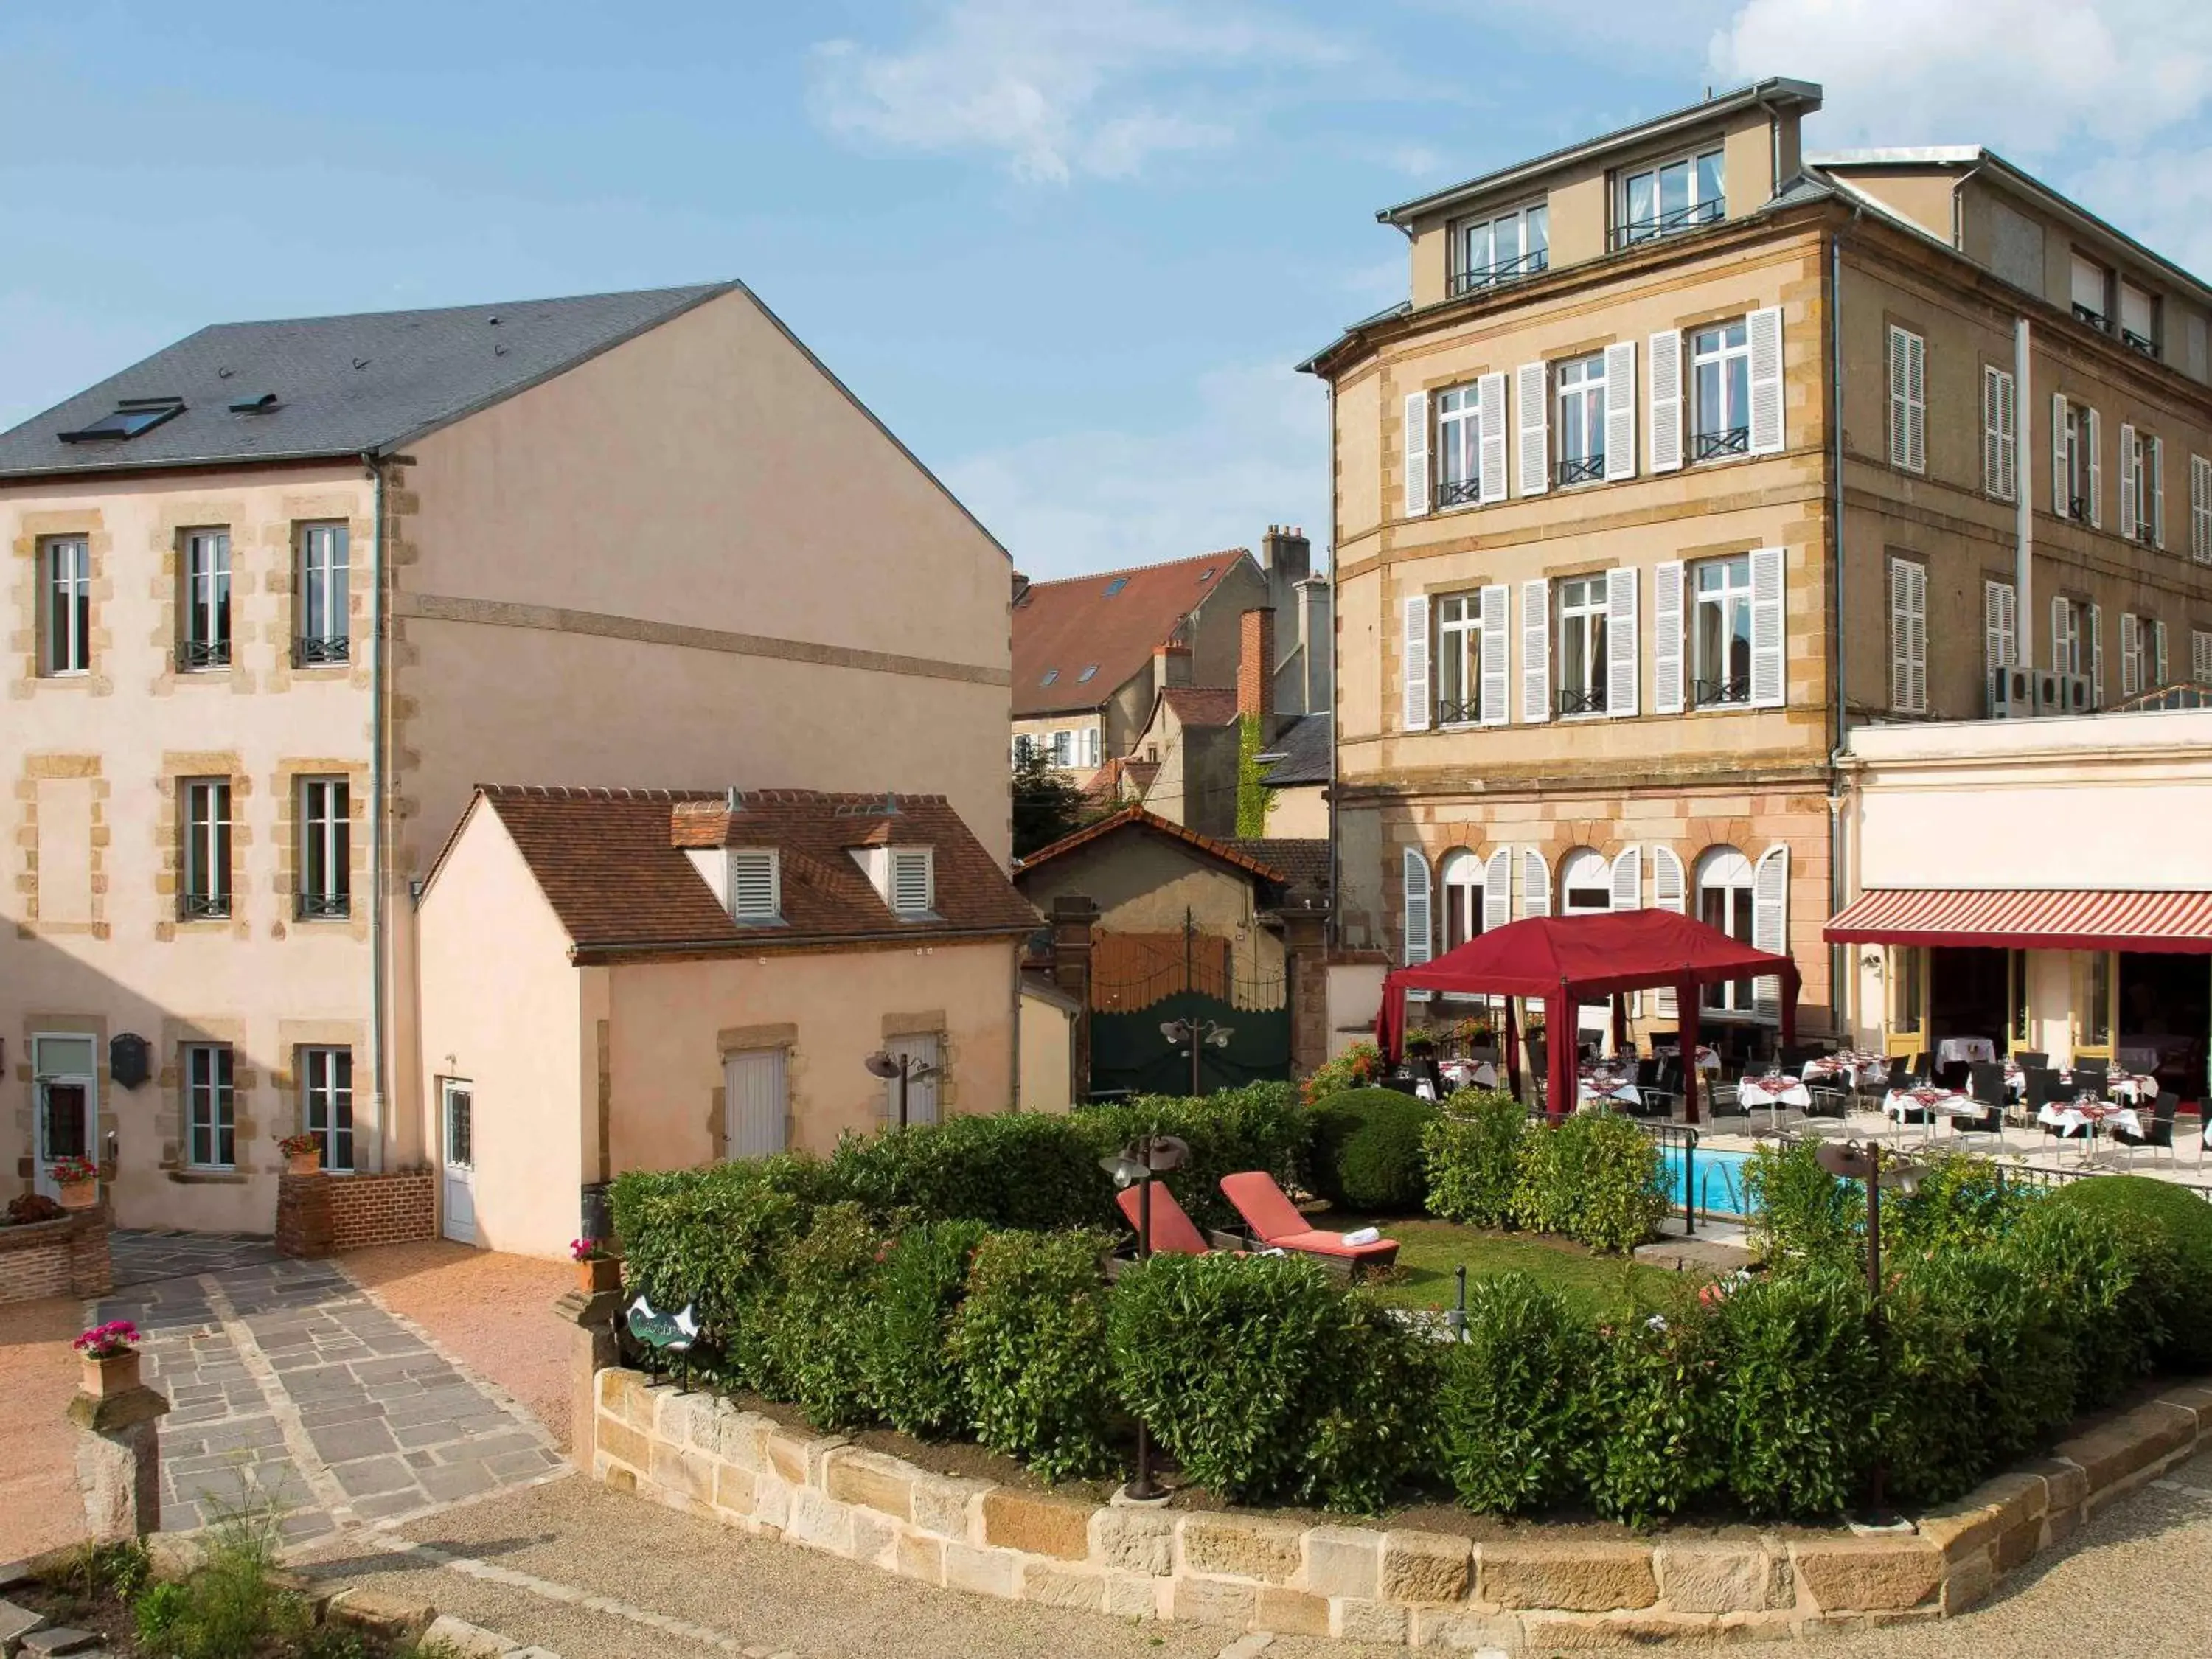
[297,776,350,920]
[184,1042,237,1169]
[1554,575,1610,717]
[300,1045,354,1172]
[1439,850,1484,952]
[181,527,232,672]
[1451,201,1550,294]
[1618,146,1725,246]
[2053,597,2082,676]
[1688,319,1752,462]
[41,536,91,676]
[1689,554,1754,709]
[1433,591,1481,726]
[1694,847,1758,1014]
[1554,352,1607,487]
[296,522,350,666]
[181,778,233,920]
[1433,383,1481,508]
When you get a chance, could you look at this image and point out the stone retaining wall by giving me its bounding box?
[276,1172,436,1258]
[0,1205,111,1303]
[590,1366,2212,1649]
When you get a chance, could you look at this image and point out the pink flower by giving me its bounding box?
[75,1320,139,1358]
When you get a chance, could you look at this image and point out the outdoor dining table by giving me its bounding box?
[1936,1036,1997,1066]
[1577,1067,1642,1108]
[1802,1051,1887,1087]
[2036,1099,2143,1165]
[1441,1058,1499,1091]
[1739,1071,1812,1130]
[2002,1065,2160,1105]
[1884,1086,1979,1140]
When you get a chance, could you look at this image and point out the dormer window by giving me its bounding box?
[2121,281,2158,357]
[1451,202,1549,296]
[1618,147,1723,246]
[890,848,934,917]
[2070,254,2110,329]
[729,848,780,922]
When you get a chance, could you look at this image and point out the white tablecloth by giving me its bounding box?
[1441,1060,1499,1091]
[2037,1103,2143,1138]
[1803,1054,1885,1086]
[1578,1074,1642,1106]
[1937,1037,1997,1065]
[1885,1088,1978,1122]
[1693,1046,1720,1074]
[1739,1074,1812,1110]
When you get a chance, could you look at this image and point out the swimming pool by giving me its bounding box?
[1659,1145,1757,1218]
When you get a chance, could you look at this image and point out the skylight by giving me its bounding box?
[1040,668,1059,686]
[58,397,184,443]
[1104,577,1129,596]
[1200,568,1217,581]
[1078,664,1099,682]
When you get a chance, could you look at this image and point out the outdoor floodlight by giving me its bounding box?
[863,1051,902,1080]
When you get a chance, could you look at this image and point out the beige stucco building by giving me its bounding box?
[1304,77,2212,1052]
[1,282,1014,1237]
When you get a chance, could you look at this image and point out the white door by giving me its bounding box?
[724,1048,787,1160]
[441,1080,476,1244]
[885,1033,942,1127]
[32,1035,98,1200]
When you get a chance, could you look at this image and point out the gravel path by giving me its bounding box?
[0,1293,91,1562]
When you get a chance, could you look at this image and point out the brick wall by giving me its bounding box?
[0,1207,112,1303]
[276,1171,436,1258]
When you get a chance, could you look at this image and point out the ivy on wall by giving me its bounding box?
[1235,714,1271,838]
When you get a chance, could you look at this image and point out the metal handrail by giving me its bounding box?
[1614,198,1724,248]
[1436,697,1482,726]
[177,640,229,671]
[178,893,231,921]
[1556,454,1604,487]
[1449,249,1549,296]
[2123,328,2157,357]
[1636,1119,1703,1237]
[2067,496,2091,524]
[1557,685,1607,716]
[294,634,349,667]
[1435,476,1484,509]
[1693,426,1750,462]
[2072,302,2107,330]
[1692,674,1751,708]
[296,892,351,920]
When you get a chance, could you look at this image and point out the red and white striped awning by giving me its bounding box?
[1825,889,2212,954]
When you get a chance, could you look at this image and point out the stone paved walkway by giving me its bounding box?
[108,1228,287,1289]
[95,1255,566,1541]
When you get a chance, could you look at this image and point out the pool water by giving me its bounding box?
[1659,1146,1757,1217]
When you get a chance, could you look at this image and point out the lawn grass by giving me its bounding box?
[1333,1216,1697,1320]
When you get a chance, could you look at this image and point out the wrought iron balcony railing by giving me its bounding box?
[1557,685,1607,716]
[293,633,349,667]
[1436,698,1482,726]
[2072,302,2107,330]
[1692,675,1752,709]
[2123,328,2158,358]
[1613,198,1724,249]
[1435,476,1484,509]
[1448,249,1550,297]
[178,892,231,921]
[296,892,351,921]
[1693,425,1750,462]
[1556,454,1605,487]
[177,639,230,671]
[2067,496,2091,525]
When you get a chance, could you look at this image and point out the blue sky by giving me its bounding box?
[5,1,2208,578]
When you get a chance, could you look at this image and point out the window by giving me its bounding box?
[1011,734,1034,766]
[298,778,349,919]
[1559,848,1611,915]
[41,537,90,675]
[1554,353,1607,486]
[181,529,231,669]
[1439,851,1484,951]
[1886,326,1926,473]
[2120,281,2157,356]
[890,849,933,916]
[1050,730,1072,767]
[1695,848,1757,1012]
[2060,400,2096,524]
[181,779,232,919]
[1453,202,1549,293]
[2053,597,2081,675]
[1690,321,1750,461]
[1082,727,1100,768]
[1556,577,1609,715]
[1888,557,1927,714]
[2121,613,2145,698]
[1892,946,1925,1036]
[1982,366,2017,501]
[1039,668,1058,686]
[58,397,183,443]
[1620,147,1724,243]
[1691,554,1753,706]
[730,849,780,922]
[301,1046,353,1172]
[296,524,349,664]
[2071,254,2110,328]
[724,1047,788,1159]
[2008,950,2031,1048]
[1435,592,1481,724]
[1077,664,1098,682]
[2153,618,2171,687]
[2081,950,2114,1050]
[2194,628,2212,687]
[1102,577,1127,597]
[185,1043,236,1168]
[1435,384,1482,507]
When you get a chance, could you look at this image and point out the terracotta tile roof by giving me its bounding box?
[1014,805,1289,885]
[1157,686,1240,728]
[1012,549,1253,717]
[1227,838,1332,906]
[1080,757,1158,806]
[467,785,1038,960]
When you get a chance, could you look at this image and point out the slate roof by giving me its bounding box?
[1012,549,1253,718]
[0,283,737,480]
[1226,838,1332,907]
[453,785,1037,961]
[1256,712,1330,787]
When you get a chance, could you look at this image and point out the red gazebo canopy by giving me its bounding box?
[1375,908,1801,1121]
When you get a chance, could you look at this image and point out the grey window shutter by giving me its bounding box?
[1519,577,1551,723]
[1518,846,1551,919]
[1604,566,1638,717]
[1478,583,1510,727]
[2154,619,2169,686]
[1752,845,1790,1020]
[2088,408,2102,526]
[1603,341,1637,481]
[1402,391,1430,518]
[1515,362,1549,496]
[1477,372,1509,504]
[1648,330,1683,473]
[2152,435,2165,548]
[2122,613,2142,698]
[2120,422,2138,538]
[1890,560,1913,713]
[1402,594,1431,732]
[1482,848,1512,933]
[1997,366,2017,501]
[1402,846,1432,966]
[1888,327,1909,467]
[1652,560,1685,714]
[2052,394,2069,515]
[2088,602,2104,706]
[1748,546,1787,708]
[2194,455,2212,563]
[1747,305,1785,455]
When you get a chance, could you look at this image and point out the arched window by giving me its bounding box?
[1695,846,1756,1012]
[1559,847,1610,915]
[1440,849,1484,951]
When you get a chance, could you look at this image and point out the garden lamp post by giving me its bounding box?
[864,1050,939,1130]
[1813,1138,1924,1523]
[1159,1017,1233,1097]
[1098,1132,1190,1503]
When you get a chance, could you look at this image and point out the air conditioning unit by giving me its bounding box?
[2056,673,2093,715]
[1988,666,2035,718]
[2031,669,2066,715]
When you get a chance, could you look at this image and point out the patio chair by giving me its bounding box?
[1936,1059,1972,1093]
[2070,1058,2110,1100]
[2025,1067,2079,1155]
[1114,1183,1243,1256]
[1632,1056,1679,1119]
[1954,1062,2008,1149]
[1217,1172,1399,1275]
[2012,1050,2049,1070]
[2110,1096,2180,1169]
[1910,1051,1932,1083]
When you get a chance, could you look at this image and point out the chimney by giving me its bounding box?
[1010,571,1032,607]
[1238,607,1276,740]
[1152,639,1192,689]
[1261,524,1311,585]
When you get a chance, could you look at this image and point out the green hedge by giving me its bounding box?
[950,1229,1121,1481]
[1421,1091,1524,1228]
[1423,1100,1666,1253]
[2048,1175,2212,1370]
[1305,1088,1434,1214]
[1435,1273,1589,1513]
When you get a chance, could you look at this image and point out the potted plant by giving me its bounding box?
[49,1154,100,1210]
[571,1237,619,1295]
[75,1320,142,1398]
[278,1133,324,1176]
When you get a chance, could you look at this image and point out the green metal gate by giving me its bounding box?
[1087,912,1290,1097]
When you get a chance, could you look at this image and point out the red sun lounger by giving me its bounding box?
[1217,1172,1399,1270]
[1114,1182,1214,1256]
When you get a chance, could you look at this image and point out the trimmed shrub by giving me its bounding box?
[1994,1196,2174,1408]
[2049,1175,2212,1369]
[1571,1304,1727,1526]
[1436,1272,1590,1513]
[1510,1113,1666,1253]
[1743,1138,1858,1267]
[1885,1151,2030,1258]
[754,1202,881,1430]
[1300,1040,1384,1106]
[1718,1270,1883,1520]
[1307,1088,1435,1214]
[1422,1091,1525,1229]
[863,1219,990,1439]
[1110,1252,1436,1512]
[827,1111,1103,1231]
[951,1229,1121,1481]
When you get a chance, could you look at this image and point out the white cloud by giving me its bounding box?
[808,0,1344,183]
[943,362,1327,579]
[2070,144,2212,276]
[1710,0,2212,156]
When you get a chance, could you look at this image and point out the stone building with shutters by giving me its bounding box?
[1303,77,2212,1046]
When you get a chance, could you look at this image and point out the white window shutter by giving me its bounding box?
[2088,602,2104,706]
[2151,436,2165,548]
[1402,846,1431,966]
[1747,305,1785,455]
[1604,565,1638,717]
[2194,456,2212,563]
[1650,846,1686,1015]
[1748,546,1787,708]
[1477,372,1509,505]
[1648,330,1683,473]
[1983,366,2016,501]
[1652,559,1685,714]
[1907,333,1927,473]
[1402,392,1430,519]
[2119,422,2138,538]
[1982,367,2002,497]
[1519,577,1551,723]
[1515,362,1549,496]
[2051,596,2067,674]
[2196,629,2212,686]
[2053,394,2070,516]
[1482,848,1512,933]
[1603,340,1637,481]
[2122,613,2143,698]
[1478,583,1510,727]
[1402,594,1431,731]
[1889,560,1912,712]
[1887,327,1909,467]
[2154,619,2169,686]
[2088,408,2102,526]
[730,850,780,920]
[1518,846,1551,919]
[1983,580,2012,681]
[1751,844,1790,1020]
[1907,561,1927,714]
[1608,845,1642,911]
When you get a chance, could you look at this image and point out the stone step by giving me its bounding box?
[19,1630,102,1656]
